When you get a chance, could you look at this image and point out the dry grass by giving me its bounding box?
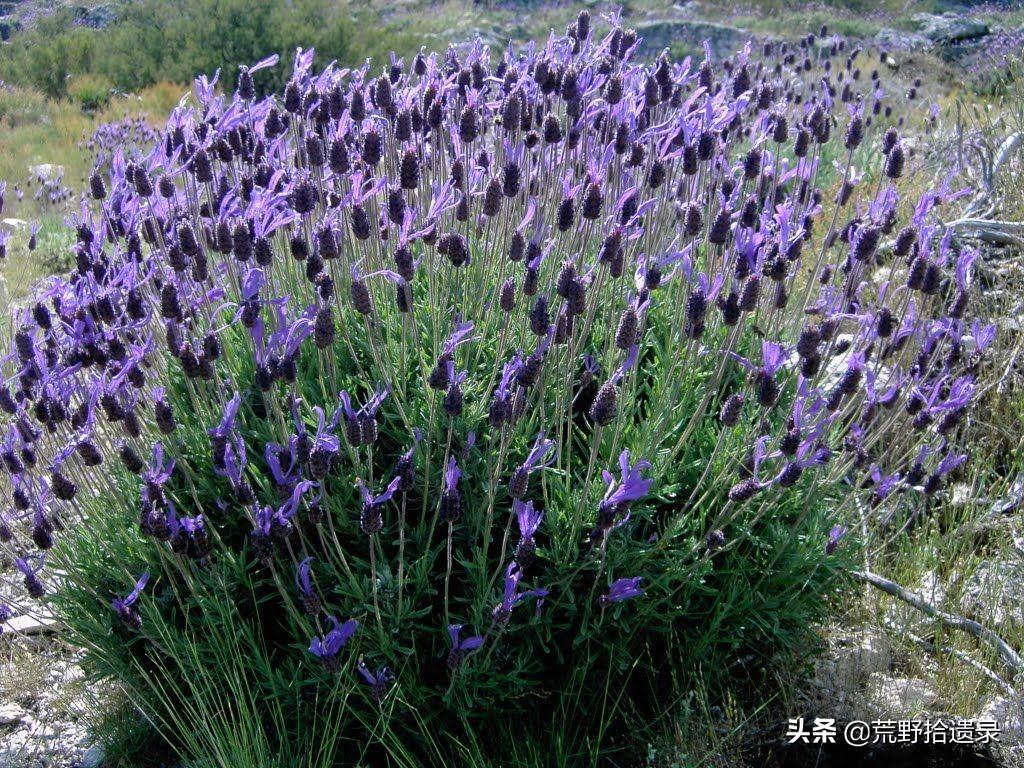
[0,82,182,303]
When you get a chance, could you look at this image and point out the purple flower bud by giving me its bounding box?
[728,478,762,502]
[590,381,618,427]
[361,128,383,166]
[720,393,744,427]
[499,277,516,313]
[885,142,905,178]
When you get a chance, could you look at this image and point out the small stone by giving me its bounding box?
[3,612,63,636]
[834,629,892,684]
[866,674,939,714]
[960,560,1024,627]
[951,484,971,505]
[80,743,105,768]
[0,703,26,725]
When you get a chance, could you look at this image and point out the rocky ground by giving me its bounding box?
[0,602,105,768]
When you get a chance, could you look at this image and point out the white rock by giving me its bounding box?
[28,163,65,180]
[80,743,105,768]
[951,484,972,505]
[834,629,892,684]
[911,13,989,45]
[979,696,1024,745]
[960,560,1024,627]
[2,611,63,636]
[0,703,26,725]
[866,674,939,714]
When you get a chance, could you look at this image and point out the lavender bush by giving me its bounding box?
[0,13,992,765]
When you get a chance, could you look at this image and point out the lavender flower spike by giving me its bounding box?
[440,456,462,523]
[509,432,555,499]
[601,451,653,508]
[111,571,150,631]
[295,557,321,615]
[447,624,485,669]
[309,616,359,673]
[493,562,548,623]
[596,450,652,532]
[357,475,401,535]
[825,525,847,556]
[600,577,644,606]
[357,660,394,704]
[513,498,544,566]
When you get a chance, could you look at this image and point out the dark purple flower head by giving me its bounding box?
[14,554,46,598]
[357,659,393,703]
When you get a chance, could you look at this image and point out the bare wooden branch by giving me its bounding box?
[993,131,1023,179]
[885,620,1019,700]
[853,570,1024,675]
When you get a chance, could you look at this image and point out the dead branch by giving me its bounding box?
[853,570,1024,676]
[885,619,1019,700]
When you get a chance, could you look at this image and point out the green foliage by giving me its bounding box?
[68,74,113,113]
[51,289,850,766]
[0,0,421,98]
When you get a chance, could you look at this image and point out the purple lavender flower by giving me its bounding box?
[825,525,847,555]
[14,555,45,599]
[309,616,359,673]
[357,659,394,704]
[295,557,321,616]
[446,624,484,669]
[508,433,555,499]
[600,577,644,606]
[111,572,150,631]
[357,475,401,535]
[492,563,548,624]
[513,499,544,567]
[596,451,651,533]
[440,456,462,523]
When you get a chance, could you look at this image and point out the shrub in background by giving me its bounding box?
[0,13,991,766]
[0,0,418,99]
[67,74,114,113]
